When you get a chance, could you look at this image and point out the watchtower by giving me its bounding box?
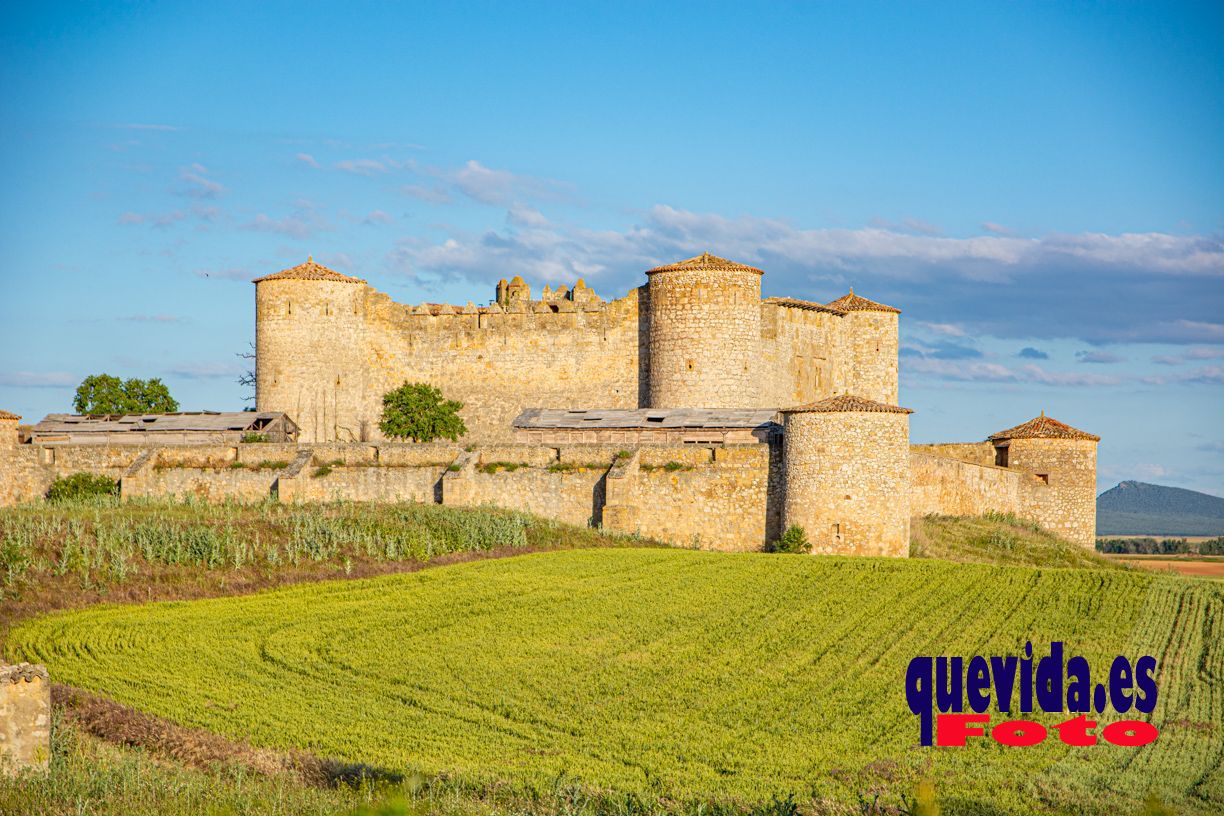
[253,257,369,443]
[825,290,900,405]
[990,412,1100,546]
[645,252,762,409]
[780,395,912,557]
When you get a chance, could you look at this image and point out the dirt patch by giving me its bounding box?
[54,684,402,788]
[1114,558,1224,579]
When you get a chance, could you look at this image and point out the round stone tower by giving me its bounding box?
[989,413,1100,547]
[780,395,912,557]
[645,252,763,408]
[254,257,369,443]
[826,290,900,405]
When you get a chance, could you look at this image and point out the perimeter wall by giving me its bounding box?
[0,439,1074,550]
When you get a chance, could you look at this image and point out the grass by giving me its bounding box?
[0,498,649,629]
[910,512,1122,569]
[9,547,1222,815]
[0,715,371,816]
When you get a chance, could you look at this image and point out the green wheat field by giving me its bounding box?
[9,546,1223,815]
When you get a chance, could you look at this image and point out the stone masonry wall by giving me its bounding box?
[911,442,998,468]
[909,451,1021,516]
[646,267,762,408]
[1009,438,1098,546]
[0,664,51,776]
[838,311,899,405]
[782,411,911,557]
[758,305,845,409]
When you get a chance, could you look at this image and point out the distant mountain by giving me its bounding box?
[1097,481,1224,536]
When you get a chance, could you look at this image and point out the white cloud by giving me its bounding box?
[295,152,320,168]
[507,203,550,228]
[0,371,77,387]
[336,158,389,176]
[388,204,1224,345]
[241,201,330,239]
[362,210,393,225]
[166,362,243,379]
[177,164,224,199]
[400,183,452,204]
[118,314,184,324]
[917,322,965,337]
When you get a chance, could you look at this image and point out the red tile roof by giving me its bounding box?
[646,252,763,275]
[252,257,366,284]
[763,297,847,315]
[781,395,913,414]
[826,289,901,314]
[0,409,20,420]
[989,414,1100,442]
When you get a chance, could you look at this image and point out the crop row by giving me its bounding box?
[11,548,1221,815]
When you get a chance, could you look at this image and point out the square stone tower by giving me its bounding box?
[989,413,1100,546]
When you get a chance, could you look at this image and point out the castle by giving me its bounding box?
[0,253,1099,553]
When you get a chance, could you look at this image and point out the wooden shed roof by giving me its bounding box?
[513,407,779,430]
[30,411,296,435]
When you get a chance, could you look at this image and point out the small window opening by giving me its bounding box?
[1036,473,1050,484]
[994,445,1009,467]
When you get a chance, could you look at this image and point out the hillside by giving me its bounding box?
[1097,480,1224,536]
[911,512,1118,568]
[10,548,1222,816]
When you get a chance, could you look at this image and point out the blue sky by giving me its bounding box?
[1,1,1221,494]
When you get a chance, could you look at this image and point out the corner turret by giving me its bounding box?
[989,412,1100,546]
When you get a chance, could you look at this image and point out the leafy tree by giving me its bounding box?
[379,382,466,443]
[73,374,179,415]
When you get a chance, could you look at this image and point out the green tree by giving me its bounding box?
[73,374,179,416]
[379,382,466,442]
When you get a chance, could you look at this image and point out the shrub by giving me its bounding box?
[46,473,119,502]
[478,461,521,474]
[72,373,179,415]
[379,382,467,443]
[768,524,811,554]
[240,432,268,443]
[311,464,333,479]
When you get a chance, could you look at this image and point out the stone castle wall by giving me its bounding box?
[254,273,900,444]
[0,436,1097,552]
[909,452,1022,516]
